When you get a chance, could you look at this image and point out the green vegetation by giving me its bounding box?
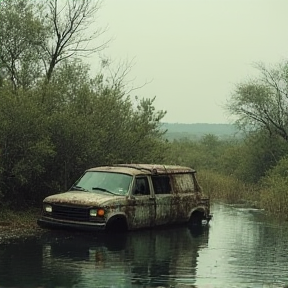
[0,0,166,208]
[163,129,288,218]
[1,0,287,219]
[162,61,288,218]
[259,157,288,215]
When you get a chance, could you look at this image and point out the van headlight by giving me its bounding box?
[44,204,52,213]
[90,209,97,217]
[90,208,105,217]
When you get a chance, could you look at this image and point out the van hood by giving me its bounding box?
[43,191,125,206]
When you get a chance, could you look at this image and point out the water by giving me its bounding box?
[0,202,288,288]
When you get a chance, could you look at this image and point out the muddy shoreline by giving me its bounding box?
[0,215,43,244]
[0,226,43,244]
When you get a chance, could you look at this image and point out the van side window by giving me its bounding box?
[133,177,150,196]
[152,175,171,194]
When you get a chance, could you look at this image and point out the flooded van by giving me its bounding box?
[37,164,212,232]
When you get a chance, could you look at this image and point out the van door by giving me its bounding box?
[151,175,174,225]
[128,176,156,229]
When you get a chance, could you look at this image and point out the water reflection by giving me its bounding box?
[0,226,209,288]
[196,204,288,288]
[0,237,43,287]
[1,203,288,288]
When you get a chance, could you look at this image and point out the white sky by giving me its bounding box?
[90,0,288,124]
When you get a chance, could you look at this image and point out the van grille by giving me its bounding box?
[51,204,90,222]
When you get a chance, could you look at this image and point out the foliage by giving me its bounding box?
[222,131,288,184]
[163,135,237,172]
[0,86,55,206]
[227,62,288,142]
[0,1,167,208]
[0,0,47,89]
[259,156,288,216]
[0,0,107,89]
[0,58,167,207]
[164,131,285,211]
[224,60,288,215]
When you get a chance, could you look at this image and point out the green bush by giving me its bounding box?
[259,157,288,216]
[0,63,167,208]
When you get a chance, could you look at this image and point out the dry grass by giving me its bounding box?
[259,183,288,218]
[198,170,260,207]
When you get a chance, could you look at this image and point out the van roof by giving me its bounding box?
[87,164,196,176]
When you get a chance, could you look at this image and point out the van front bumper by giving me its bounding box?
[37,216,106,231]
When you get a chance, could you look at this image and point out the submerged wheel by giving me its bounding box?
[189,211,203,227]
[106,216,128,233]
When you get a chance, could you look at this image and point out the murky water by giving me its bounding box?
[1,202,288,288]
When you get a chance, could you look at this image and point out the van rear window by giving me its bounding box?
[173,173,195,193]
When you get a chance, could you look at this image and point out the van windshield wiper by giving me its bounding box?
[92,187,117,195]
[71,185,89,192]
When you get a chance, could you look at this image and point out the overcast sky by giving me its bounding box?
[91,0,288,124]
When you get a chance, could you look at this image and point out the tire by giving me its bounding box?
[189,211,203,227]
[106,217,128,233]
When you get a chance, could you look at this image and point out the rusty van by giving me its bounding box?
[37,164,212,232]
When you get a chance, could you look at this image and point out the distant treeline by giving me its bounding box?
[161,123,242,140]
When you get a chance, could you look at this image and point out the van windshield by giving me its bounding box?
[71,171,132,196]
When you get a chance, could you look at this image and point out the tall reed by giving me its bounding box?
[198,169,259,206]
[259,177,288,217]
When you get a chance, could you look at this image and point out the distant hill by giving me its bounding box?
[160,123,241,140]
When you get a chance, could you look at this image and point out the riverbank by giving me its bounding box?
[0,208,42,244]
[199,169,288,218]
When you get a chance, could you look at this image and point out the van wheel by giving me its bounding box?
[106,217,128,233]
[189,211,203,227]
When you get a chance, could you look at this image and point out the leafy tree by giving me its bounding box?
[0,1,168,209]
[163,135,229,171]
[163,138,201,168]
[0,58,168,207]
[234,132,278,183]
[198,134,223,170]
[227,62,288,142]
[0,0,47,89]
[0,86,55,206]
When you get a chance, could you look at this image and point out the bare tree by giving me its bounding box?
[0,0,108,89]
[43,0,108,82]
[226,62,288,141]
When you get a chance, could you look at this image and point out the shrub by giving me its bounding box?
[198,169,258,205]
[259,157,288,216]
